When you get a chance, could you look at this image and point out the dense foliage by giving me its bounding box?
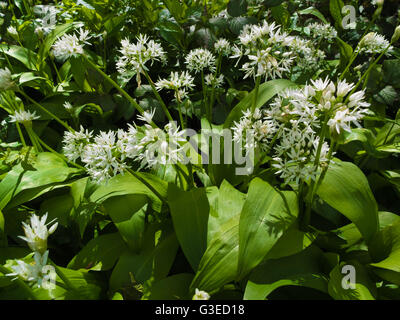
[0,0,400,300]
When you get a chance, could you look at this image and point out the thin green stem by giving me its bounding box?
[18,90,73,132]
[35,135,85,170]
[251,76,261,112]
[126,168,165,202]
[201,70,209,121]
[15,122,27,147]
[82,55,157,127]
[142,69,173,122]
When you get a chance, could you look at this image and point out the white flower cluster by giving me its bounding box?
[289,37,326,72]
[307,22,337,43]
[62,111,186,184]
[231,21,295,80]
[0,68,16,91]
[9,110,40,124]
[116,34,167,86]
[204,74,224,88]
[185,48,216,74]
[155,71,195,102]
[232,78,370,184]
[358,32,392,55]
[192,288,210,300]
[214,38,232,56]
[52,28,92,61]
[7,213,57,289]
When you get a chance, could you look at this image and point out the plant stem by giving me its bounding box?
[251,76,261,112]
[35,135,85,170]
[142,69,173,122]
[18,90,73,132]
[82,55,158,127]
[201,70,209,121]
[15,122,27,147]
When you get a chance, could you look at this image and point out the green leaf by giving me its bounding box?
[109,222,178,290]
[90,173,166,212]
[316,160,379,244]
[190,216,239,293]
[68,233,128,271]
[0,44,38,70]
[207,180,246,243]
[0,153,79,210]
[299,7,328,23]
[227,0,247,17]
[244,246,329,300]
[144,273,194,300]
[102,195,147,252]
[167,184,209,271]
[329,0,345,29]
[237,178,298,279]
[328,261,376,300]
[224,79,296,129]
[336,37,353,69]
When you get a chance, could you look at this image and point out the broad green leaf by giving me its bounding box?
[90,173,167,212]
[237,178,298,279]
[190,216,239,293]
[167,184,209,271]
[143,273,194,300]
[316,160,379,244]
[244,246,329,300]
[224,79,296,129]
[109,222,178,290]
[206,180,246,243]
[68,233,128,271]
[0,153,79,210]
[0,44,38,70]
[299,7,328,23]
[328,261,376,300]
[329,0,344,29]
[102,194,147,252]
[227,0,247,17]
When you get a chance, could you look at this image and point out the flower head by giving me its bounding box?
[62,126,93,161]
[9,110,40,124]
[185,48,216,74]
[116,34,167,86]
[204,73,224,88]
[214,38,231,56]
[19,213,58,254]
[193,288,210,300]
[52,28,91,60]
[0,68,16,91]
[358,32,392,55]
[307,22,337,43]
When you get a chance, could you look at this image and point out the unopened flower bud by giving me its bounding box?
[391,26,400,43]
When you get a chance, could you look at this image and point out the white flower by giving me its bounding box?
[307,22,337,42]
[155,71,195,101]
[193,288,210,300]
[7,251,53,288]
[116,34,167,85]
[0,68,16,91]
[7,26,18,37]
[81,131,127,184]
[62,126,93,161]
[328,107,368,134]
[137,109,156,124]
[204,74,224,88]
[358,32,392,55]
[52,28,92,60]
[214,38,231,56]
[185,48,216,74]
[9,110,40,124]
[19,213,58,254]
[63,102,73,111]
[232,21,295,80]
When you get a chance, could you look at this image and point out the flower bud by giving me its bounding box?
[391,25,400,43]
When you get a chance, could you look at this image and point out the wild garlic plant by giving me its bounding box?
[6,214,57,290]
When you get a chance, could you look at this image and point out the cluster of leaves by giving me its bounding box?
[0,0,400,300]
